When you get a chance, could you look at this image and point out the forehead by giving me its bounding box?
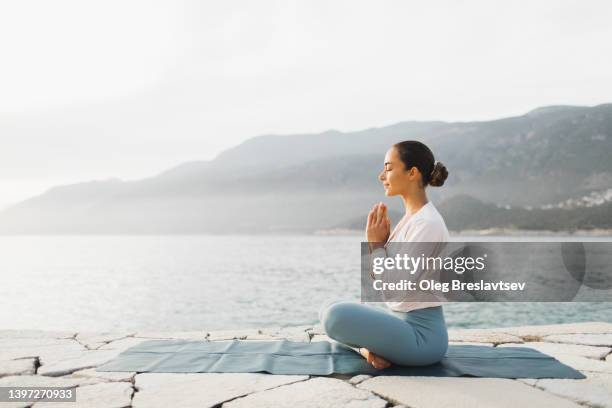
[384,147,399,163]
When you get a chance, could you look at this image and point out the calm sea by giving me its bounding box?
[1,235,610,332]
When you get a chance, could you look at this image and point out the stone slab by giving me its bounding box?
[358,376,582,408]
[543,333,612,347]
[307,323,326,336]
[448,328,522,344]
[552,354,612,374]
[75,332,136,350]
[132,372,308,408]
[310,334,334,342]
[98,337,147,352]
[499,342,611,360]
[38,350,121,377]
[533,373,612,408]
[0,358,37,377]
[497,322,612,339]
[133,331,207,340]
[70,367,136,383]
[0,338,85,361]
[449,341,494,347]
[206,329,261,341]
[0,330,76,340]
[33,382,133,408]
[245,333,311,342]
[224,377,387,408]
[349,374,373,385]
[0,374,99,388]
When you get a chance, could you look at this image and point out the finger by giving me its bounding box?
[380,205,388,223]
[366,210,373,227]
[371,206,379,225]
[376,203,384,224]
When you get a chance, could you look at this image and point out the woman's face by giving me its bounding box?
[378,147,418,196]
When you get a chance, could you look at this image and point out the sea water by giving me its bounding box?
[0,235,610,331]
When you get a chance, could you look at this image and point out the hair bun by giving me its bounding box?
[429,161,448,187]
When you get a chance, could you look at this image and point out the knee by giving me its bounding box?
[320,301,357,337]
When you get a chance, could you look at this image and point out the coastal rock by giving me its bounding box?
[349,374,373,385]
[358,376,582,408]
[246,332,310,342]
[552,354,612,374]
[98,337,147,352]
[307,323,326,336]
[0,330,76,340]
[224,377,386,408]
[517,378,539,386]
[498,342,611,360]
[0,374,96,388]
[497,322,612,339]
[447,328,522,344]
[0,374,95,408]
[449,341,494,346]
[133,331,207,340]
[38,350,121,377]
[0,358,37,377]
[0,338,85,361]
[70,367,136,383]
[33,382,133,408]
[533,373,612,408]
[252,326,312,342]
[132,372,308,408]
[310,334,334,343]
[206,329,261,341]
[259,325,313,335]
[75,332,136,350]
[542,333,612,347]
[1,322,612,407]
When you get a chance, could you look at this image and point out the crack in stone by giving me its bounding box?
[33,357,41,375]
[211,376,312,407]
[520,335,542,342]
[71,336,90,350]
[358,387,404,407]
[75,334,135,350]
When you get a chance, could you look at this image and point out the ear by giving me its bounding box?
[408,166,419,180]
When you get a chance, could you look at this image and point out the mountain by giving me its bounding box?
[331,195,612,232]
[437,195,612,231]
[0,103,611,234]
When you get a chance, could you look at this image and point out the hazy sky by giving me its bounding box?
[1,0,611,208]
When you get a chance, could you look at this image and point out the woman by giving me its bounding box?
[318,140,450,369]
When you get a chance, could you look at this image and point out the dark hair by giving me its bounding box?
[393,141,448,187]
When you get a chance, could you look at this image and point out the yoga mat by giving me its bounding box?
[96,339,585,379]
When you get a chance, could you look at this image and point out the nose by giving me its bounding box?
[378,170,385,181]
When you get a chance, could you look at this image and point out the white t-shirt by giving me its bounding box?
[372,201,450,312]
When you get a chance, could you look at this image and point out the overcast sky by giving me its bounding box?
[1,0,611,208]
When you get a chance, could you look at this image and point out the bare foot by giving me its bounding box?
[359,347,392,369]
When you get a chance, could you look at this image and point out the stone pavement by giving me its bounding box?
[1,321,611,407]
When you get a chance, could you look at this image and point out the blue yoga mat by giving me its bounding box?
[96,339,585,379]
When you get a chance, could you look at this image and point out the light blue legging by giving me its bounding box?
[318,300,448,366]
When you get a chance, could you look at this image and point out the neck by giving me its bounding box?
[401,188,428,216]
